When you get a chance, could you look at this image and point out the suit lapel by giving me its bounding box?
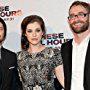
[62,40,72,90]
[66,40,72,89]
[1,47,7,68]
[84,40,90,66]
[63,39,90,90]
[84,40,90,89]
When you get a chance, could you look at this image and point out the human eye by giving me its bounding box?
[78,12,88,18]
[68,14,75,19]
[36,29,41,32]
[26,29,32,33]
[0,27,4,31]
[78,13,84,17]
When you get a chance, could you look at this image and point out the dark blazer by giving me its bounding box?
[54,78,63,90]
[61,39,90,90]
[0,47,22,90]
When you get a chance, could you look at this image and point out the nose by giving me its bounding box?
[32,32,36,37]
[73,16,80,22]
[74,15,79,18]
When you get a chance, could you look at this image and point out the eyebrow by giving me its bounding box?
[70,11,88,14]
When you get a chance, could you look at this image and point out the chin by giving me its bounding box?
[31,42,40,45]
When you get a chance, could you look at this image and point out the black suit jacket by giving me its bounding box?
[0,47,22,90]
[54,78,63,90]
[61,39,90,90]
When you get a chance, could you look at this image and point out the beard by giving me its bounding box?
[69,19,89,34]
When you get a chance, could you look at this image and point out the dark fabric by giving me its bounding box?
[61,39,90,90]
[83,40,90,90]
[61,40,72,90]
[54,78,63,90]
[0,60,2,87]
[0,47,22,90]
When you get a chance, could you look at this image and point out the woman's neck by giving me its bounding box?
[28,44,46,53]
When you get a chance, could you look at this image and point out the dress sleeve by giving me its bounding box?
[51,48,63,69]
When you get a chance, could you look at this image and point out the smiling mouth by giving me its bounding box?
[75,23,81,25]
[73,22,83,26]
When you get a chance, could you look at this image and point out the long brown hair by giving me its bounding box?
[21,15,46,50]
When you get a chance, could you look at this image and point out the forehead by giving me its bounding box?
[69,5,88,14]
[27,22,41,29]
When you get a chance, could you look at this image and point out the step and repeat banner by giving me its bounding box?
[0,0,89,52]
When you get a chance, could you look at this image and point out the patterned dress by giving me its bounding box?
[17,47,63,90]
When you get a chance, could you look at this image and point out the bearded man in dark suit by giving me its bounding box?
[55,1,90,90]
[62,1,90,90]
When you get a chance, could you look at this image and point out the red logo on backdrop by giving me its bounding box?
[0,6,22,21]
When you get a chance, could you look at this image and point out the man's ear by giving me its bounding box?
[67,17,70,24]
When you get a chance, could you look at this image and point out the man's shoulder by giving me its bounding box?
[61,39,73,50]
[2,47,16,55]
[62,39,73,46]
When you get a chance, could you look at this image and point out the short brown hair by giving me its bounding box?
[0,17,7,41]
[69,1,90,14]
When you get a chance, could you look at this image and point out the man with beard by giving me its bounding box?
[55,1,90,90]
[0,17,22,90]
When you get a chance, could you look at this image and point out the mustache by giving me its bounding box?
[72,21,84,25]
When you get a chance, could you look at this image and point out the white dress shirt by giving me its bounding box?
[71,35,90,90]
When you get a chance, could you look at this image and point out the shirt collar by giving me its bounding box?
[72,34,90,46]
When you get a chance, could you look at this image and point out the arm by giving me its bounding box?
[14,65,23,90]
[13,54,23,90]
[55,64,64,88]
